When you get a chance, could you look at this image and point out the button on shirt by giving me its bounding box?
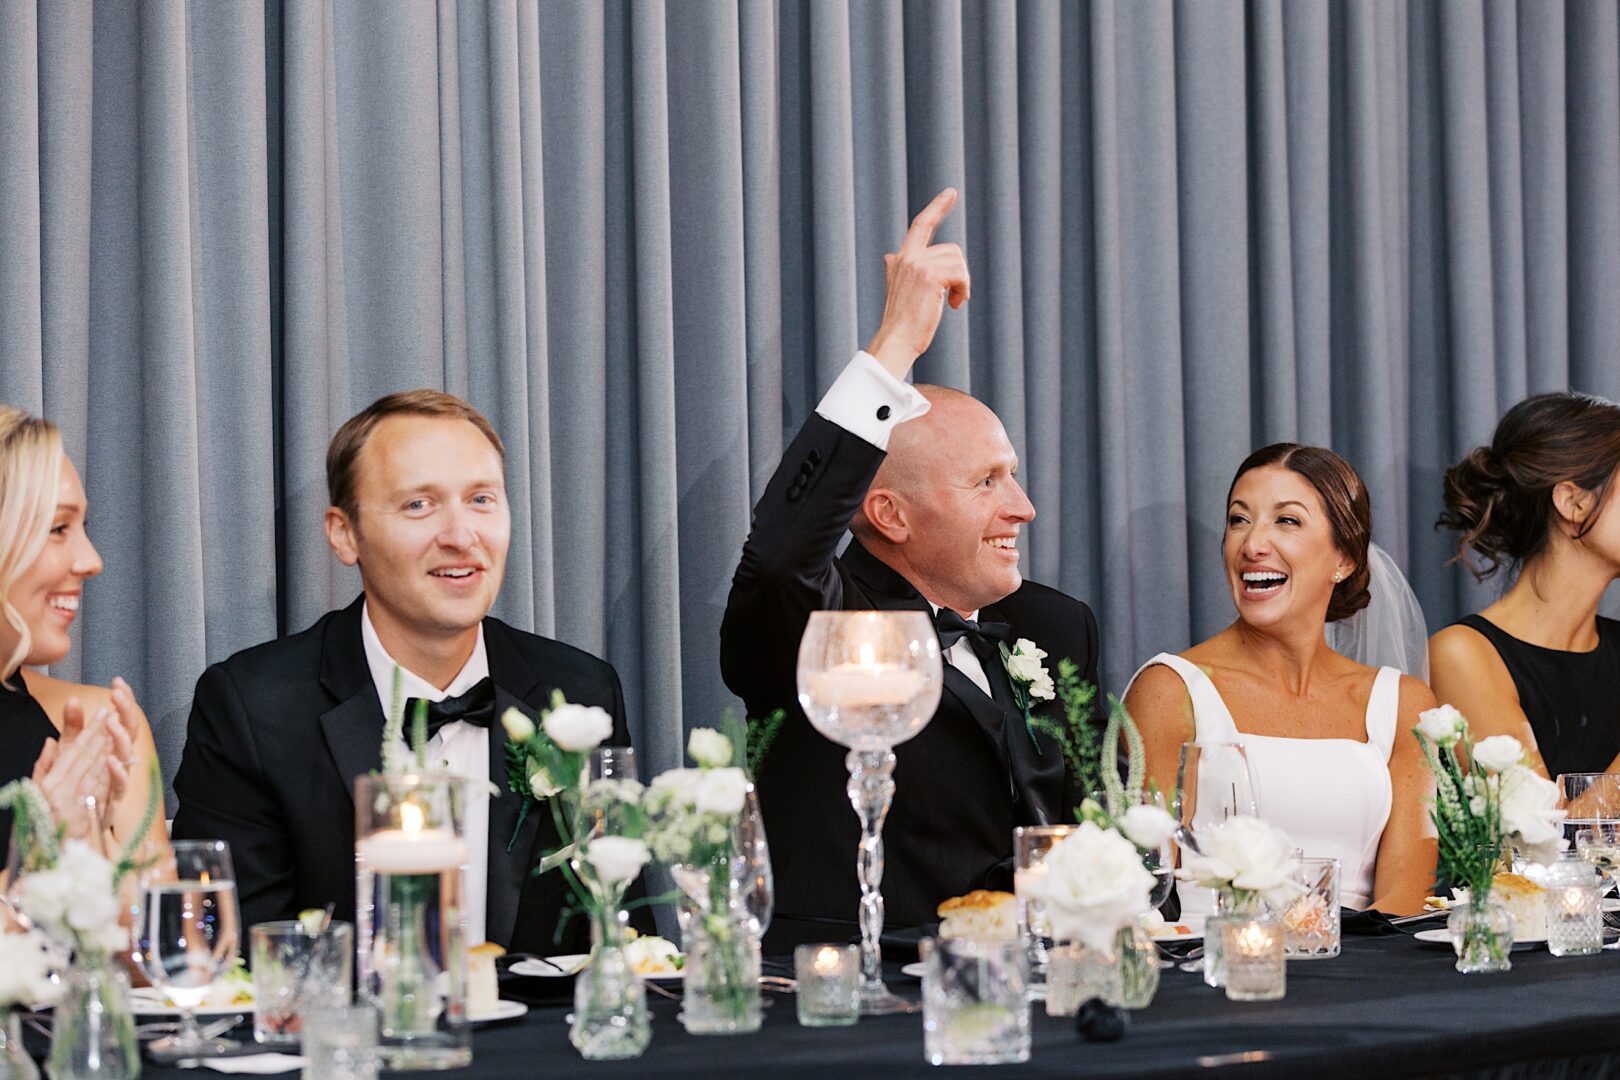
[814,353,997,700]
[360,603,492,944]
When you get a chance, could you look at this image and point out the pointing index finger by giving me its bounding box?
[898,187,958,253]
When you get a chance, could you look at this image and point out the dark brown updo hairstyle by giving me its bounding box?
[1438,392,1620,579]
[1227,443,1372,623]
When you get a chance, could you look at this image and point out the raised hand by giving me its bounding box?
[864,187,970,379]
[33,696,114,839]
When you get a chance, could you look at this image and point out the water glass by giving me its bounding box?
[921,937,1030,1066]
[302,1004,379,1080]
[794,944,859,1027]
[136,839,241,1061]
[1223,915,1286,1001]
[251,920,354,1044]
[1284,857,1341,959]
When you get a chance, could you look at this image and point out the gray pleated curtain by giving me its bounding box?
[1,1,1615,802]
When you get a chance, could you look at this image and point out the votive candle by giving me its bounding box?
[794,944,860,1026]
[1223,916,1285,1001]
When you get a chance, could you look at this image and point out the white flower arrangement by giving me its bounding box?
[1175,816,1304,911]
[582,837,652,887]
[543,704,616,753]
[1022,821,1156,951]
[0,927,60,1009]
[18,840,128,956]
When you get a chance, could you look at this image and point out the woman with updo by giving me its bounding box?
[1431,393,1620,780]
[1128,444,1437,915]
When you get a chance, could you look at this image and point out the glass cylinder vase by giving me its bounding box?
[47,951,139,1080]
[1117,923,1160,1008]
[571,905,650,1059]
[682,912,762,1034]
[0,1012,37,1080]
[354,773,471,1070]
[1448,893,1514,974]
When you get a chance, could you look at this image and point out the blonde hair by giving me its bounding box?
[0,407,64,682]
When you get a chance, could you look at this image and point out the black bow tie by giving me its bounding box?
[935,609,1012,654]
[404,677,496,741]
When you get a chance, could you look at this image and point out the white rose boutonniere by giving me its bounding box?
[543,704,616,753]
[1000,637,1054,754]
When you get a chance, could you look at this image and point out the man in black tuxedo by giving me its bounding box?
[722,189,1100,950]
[172,391,628,954]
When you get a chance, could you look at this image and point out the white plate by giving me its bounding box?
[509,955,684,982]
[1413,927,1546,947]
[1149,924,1202,944]
[470,1000,527,1024]
[900,962,925,979]
[129,987,254,1018]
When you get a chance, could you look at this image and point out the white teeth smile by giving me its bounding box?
[432,568,476,579]
[48,596,79,612]
[1241,572,1287,589]
[986,538,1016,549]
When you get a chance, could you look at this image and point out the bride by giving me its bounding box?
[1124,443,1436,915]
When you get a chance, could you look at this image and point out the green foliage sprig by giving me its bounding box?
[1027,658,1100,808]
[719,708,785,780]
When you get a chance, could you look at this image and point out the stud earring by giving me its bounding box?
[1332,570,1344,583]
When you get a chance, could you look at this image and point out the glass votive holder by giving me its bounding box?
[921,937,1030,1066]
[1044,939,1122,1017]
[1202,914,1234,987]
[1545,853,1604,957]
[1283,857,1341,959]
[1013,824,1076,987]
[793,944,859,1026]
[1222,915,1285,1002]
[302,1004,379,1080]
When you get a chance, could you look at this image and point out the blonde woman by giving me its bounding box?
[0,407,168,863]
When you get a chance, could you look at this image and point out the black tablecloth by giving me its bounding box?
[135,934,1620,1079]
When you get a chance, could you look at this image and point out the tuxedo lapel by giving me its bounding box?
[317,599,385,801]
[484,622,545,948]
[981,600,1069,826]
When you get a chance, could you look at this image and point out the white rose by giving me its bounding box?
[0,930,59,1008]
[686,728,733,769]
[650,767,702,808]
[1415,704,1468,747]
[1023,821,1155,951]
[1027,670,1056,702]
[1472,735,1525,775]
[1004,641,1047,684]
[1498,764,1566,864]
[1120,804,1177,851]
[18,867,71,929]
[543,703,615,752]
[693,767,750,816]
[529,766,562,800]
[500,707,536,744]
[624,934,682,976]
[1176,816,1302,908]
[583,836,651,886]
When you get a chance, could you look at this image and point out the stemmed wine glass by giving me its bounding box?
[797,610,942,1015]
[1173,742,1258,972]
[133,839,241,1062]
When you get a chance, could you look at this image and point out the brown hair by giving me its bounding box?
[1227,443,1372,623]
[326,390,505,524]
[1438,392,1620,579]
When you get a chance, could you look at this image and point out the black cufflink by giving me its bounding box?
[876,405,891,421]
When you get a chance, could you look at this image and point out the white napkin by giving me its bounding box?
[200,1055,306,1074]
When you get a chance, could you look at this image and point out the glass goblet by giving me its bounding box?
[797,610,942,1015]
[1174,742,1257,971]
[135,839,242,1061]
[1575,824,1620,947]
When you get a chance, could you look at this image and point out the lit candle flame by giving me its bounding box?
[858,642,876,668]
[400,801,426,836]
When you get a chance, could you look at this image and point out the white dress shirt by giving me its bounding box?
[815,353,997,700]
[360,602,492,944]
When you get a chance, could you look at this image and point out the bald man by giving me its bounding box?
[722,189,1100,950]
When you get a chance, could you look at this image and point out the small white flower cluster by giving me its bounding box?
[0,928,60,1009]
[1022,821,1156,951]
[582,836,652,886]
[1004,638,1055,701]
[1416,706,1565,866]
[18,840,129,956]
[1175,816,1304,911]
[640,728,750,868]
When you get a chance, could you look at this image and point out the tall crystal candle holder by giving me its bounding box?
[355,773,471,1070]
[797,610,942,1015]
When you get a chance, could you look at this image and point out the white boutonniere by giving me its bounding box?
[999,637,1055,753]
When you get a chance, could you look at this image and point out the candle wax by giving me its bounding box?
[358,828,466,874]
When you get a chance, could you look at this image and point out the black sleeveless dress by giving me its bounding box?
[0,672,60,862]
[1455,614,1620,779]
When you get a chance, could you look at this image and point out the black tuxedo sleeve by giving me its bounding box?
[171,664,296,930]
[720,414,886,712]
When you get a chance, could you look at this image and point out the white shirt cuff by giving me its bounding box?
[813,352,932,451]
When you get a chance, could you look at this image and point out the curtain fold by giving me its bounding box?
[3,1,1619,798]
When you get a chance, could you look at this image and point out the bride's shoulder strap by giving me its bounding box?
[1122,653,1237,742]
[1365,666,1402,760]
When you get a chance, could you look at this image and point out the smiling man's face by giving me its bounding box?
[327,414,510,654]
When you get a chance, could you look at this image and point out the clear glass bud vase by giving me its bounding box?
[681,911,762,1034]
[570,905,650,1059]
[1117,923,1160,1008]
[0,1012,39,1080]
[1448,893,1514,974]
[47,952,139,1080]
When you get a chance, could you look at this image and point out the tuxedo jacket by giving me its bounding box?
[170,596,630,955]
[721,414,1100,948]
